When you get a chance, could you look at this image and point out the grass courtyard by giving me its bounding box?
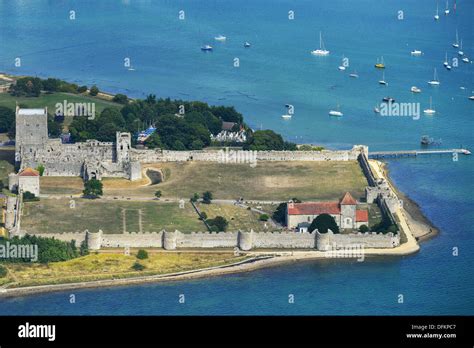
[1,252,246,288]
[102,161,369,202]
[21,199,207,234]
[196,203,277,232]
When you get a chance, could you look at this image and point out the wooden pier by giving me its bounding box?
[369,148,471,159]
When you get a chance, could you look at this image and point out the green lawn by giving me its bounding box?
[21,199,207,234]
[104,161,369,202]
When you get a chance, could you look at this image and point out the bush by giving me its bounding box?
[259,214,269,221]
[359,225,369,233]
[190,193,200,202]
[206,216,228,232]
[199,212,207,220]
[132,262,145,271]
[0,265,7,278]
[22,191,39,202]
[154,190,162,199]
[136,249,148,260]
[77,85,88,93]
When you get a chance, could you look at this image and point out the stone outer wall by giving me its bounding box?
[130,145,367,163]
[317,231,400,250]
[22,229,398,251]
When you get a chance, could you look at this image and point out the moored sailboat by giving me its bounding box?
[311,32,330,56]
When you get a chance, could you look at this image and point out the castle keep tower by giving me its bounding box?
[15,106,48,165]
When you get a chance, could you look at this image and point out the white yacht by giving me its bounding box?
[311,32,330,56]
[411,86,421,93]
[349,71,359,78]
[411,50,422,56]
[423,97,436,115]
[444,0,450,14]
[428,68,440,85]
[214,35,226,41]
[458,40,464,56]
[329,105,343,117]
[434,2,440,20]
[281,114,292,120]
[462,57,469,63]
[469,96,474,100]
[378,71,388,85]
[453,29,459,48]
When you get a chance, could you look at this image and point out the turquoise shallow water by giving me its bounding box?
[0,0,472,315]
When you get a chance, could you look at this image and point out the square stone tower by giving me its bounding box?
[340,192,357,229]
[15,106,48,165]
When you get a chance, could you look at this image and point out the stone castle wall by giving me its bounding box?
[23,229,398,251]
[130,145,366,163]
[317,231,400,249]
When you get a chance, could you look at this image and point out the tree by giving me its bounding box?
[309,214,339,234]
[42,78,61,92]
[272,203,287,225]
[79,240,89,256]
[36,164,45,176]
[136,249,148,260]
[154,190,162,199]
[0,106,15,133]
[83,179,103,198]
[89,85,99,96]
[359,224,369,233]
[199,211,207,220]
[259,214,269,221]
[77,85,88,93]
[207,216,228,232]
[202,191,213,204]
[10,77,43,97]
[113,93,128,104]
[244,130,297,151]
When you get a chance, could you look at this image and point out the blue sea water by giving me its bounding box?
[0,0,473,315]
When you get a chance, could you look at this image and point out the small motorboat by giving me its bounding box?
[244,42,251,48]
[214,35,226,41]
[411,50,422,56]
[411,86,421,93]
[281,114,292,119]
[201,45,213,51]
[382,97,395,103]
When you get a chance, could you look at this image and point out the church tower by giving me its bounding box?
[340,192,357,229]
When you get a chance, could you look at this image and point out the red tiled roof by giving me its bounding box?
[288,202,341,215]
[340,192,357,205]
[356,210,369,222]
[19,168,40,177]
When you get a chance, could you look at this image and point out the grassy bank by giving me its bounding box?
[1,252,246,288]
